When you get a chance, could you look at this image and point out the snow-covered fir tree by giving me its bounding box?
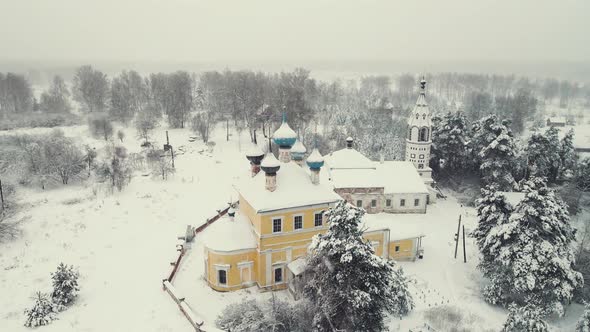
[303,201,413,332]
[576,303,590,332]
[526,132,554,181]
[501,304,548,332]
[473,186,514,272]
[474,115,517,190]
[560,129,578,179]
[24,292,57,328]
[577,158,590,192]
[51,263,80,310]
[544,126,562,182]
[481,178,582,316]
[430,111,470,174]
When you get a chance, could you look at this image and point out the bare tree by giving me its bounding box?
[72,65,109,112]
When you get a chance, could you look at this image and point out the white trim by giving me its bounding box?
[237,261,254,268]
[292,214,304,231]
[271,216,284,233]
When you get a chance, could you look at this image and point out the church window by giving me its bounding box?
[356,200,363,207]
[411,153,416,158]
[218,270,227,285]
[414,199,420,206]
[371,199,377,207]
[293,215,303,230]
[314,212,323,227]
[419,127,429,142]
[419,154,424,159]
[395,245,400,252]
[272,218,282,233]
[400,199,406,207]
[274,267,283,283]
[386,199,392,207]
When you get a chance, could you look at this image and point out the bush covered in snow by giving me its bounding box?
[51,263,80,310]
[216,297,314,332]
[303,201,413,332]
[501,304,548,332]
[24,292,57,328]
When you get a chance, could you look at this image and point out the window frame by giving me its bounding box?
[414,198,420,207]
[218,269,227,285]
[386,199,392,207]
[400,199,406,207]
[371,199,377,208]
[293,214,303,231]
[274,267,283,284]
[314,212,323,227]
[395,245,400,252]
[272,217,283,233]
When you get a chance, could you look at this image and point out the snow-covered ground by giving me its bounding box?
[0,122,584,331]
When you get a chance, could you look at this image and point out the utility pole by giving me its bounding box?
[462,225,467,263]
[0,179,4,212]
[165,131,175,169]
[454,214,461,259]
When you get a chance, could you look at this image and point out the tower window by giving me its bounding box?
[419,127,429,142]
[418,164,424,169]
[419,154,424,159]
[411,154,416,158]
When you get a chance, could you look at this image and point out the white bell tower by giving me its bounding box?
[405,78,434,185]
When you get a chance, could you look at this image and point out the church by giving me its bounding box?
[323,78,437,213]
[199,79,431,294]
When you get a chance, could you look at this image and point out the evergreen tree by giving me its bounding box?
[24,292,57,327]
[544,126,562,182]
[526,133,553,180]
[576,303,590,332]
[481,178,582,316]
[560,129,578,179]
[501,304,548,332]
[475,115,517,190]
[473,186,514,273]
[303,201,413,332]
[430,111,470,174]
[577,158,590,192]
[51,263,80,310]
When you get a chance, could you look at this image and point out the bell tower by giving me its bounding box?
[405,77,433,185]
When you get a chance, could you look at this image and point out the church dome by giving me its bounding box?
[291,139,307,160]
[306,148,324,170]
[272,116,297,148]
[246,143,265,164]
[261,153,281,174]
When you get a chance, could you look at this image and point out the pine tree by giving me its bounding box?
[544,126,562,182]
[481,178,582,316]
[303,201,413,332]
[51,263,80,310]
[501,304,548,332]
[576,303,590,332]
[560,129,578,179]
[475,115,517,190]
[473,186,514,273]
[526,133,553,180]
[577,158,590,192]
[24,292,57,327]
[430,112,470,174]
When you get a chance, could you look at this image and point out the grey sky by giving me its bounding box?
[1,0,589,62]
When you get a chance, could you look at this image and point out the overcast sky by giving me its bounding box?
[1,0,589,63]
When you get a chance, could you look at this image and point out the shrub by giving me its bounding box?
[24,292,57,327]
[51,263,80,310]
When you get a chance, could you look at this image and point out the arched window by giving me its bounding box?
[419,127,429,142]
[410,126,419,141]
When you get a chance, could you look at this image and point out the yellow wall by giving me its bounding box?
[388,238,416,260]
[363,232,385,257]
[206,249,257,292]
[259,208,327,235]
[239,195,261,234]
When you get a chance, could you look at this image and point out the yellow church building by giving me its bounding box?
[201,115,425,293]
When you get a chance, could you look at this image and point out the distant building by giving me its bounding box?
[547,117,567,127]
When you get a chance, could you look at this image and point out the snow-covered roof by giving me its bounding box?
[324,148,428,193]
[325,148,375,170]
[245,143,264,158]
[376,161,429,194]
[238,162,342,213]
[361,213,426,241]
[202,212,257,252]
[498,191,525,207]
[287,257,307,276]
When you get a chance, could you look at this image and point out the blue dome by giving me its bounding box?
[306,148,324,170]
[272,115,297,148]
